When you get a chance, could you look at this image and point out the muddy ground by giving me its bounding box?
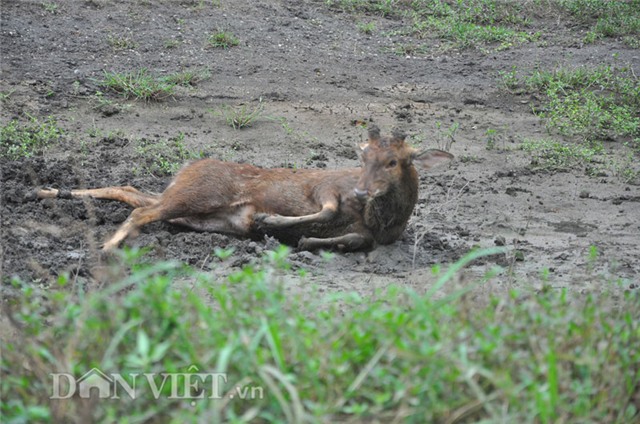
[1,0,639,298]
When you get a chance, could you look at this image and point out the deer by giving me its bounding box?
[36,126,453,252]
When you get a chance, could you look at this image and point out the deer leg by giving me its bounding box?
[37,186,159,208]
[102,203,168,250]
[298,233,373,252]
[254,199,338,228]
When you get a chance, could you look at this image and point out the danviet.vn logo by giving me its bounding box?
[50,365,264,400]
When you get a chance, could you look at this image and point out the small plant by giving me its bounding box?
[208,30,239,49]
[0,90,15,102]
[0,115,64,160]
[498,65,520,92]
[520,138,600,172]
[107,34,137,51]
[99,69,208,102]
[485,128,498,150]
[100,69,176,102]
[433,121,459,151]
[356,21,376,34]
[215,101,265,130]
[163,38,180,49]
[135,133,204,176]
[41,1,58,13]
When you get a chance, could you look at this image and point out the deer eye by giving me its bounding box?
[386,159,398,168]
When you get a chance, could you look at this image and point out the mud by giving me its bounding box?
[1,0,639,296]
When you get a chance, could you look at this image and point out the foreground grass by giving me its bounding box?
[2,247,638,423]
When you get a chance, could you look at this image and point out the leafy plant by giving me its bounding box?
[107,34,137,51]
[356,21,376,34]
[135,133,204,176]
[214,101,265,130]
[521,138,600,172]
[0,115,64,160]
[208,30,240,49]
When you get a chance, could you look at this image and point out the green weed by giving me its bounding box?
[214,101,265,130]
[99,68,208,102]
[107,34,137,51]
[0,115,64,160]
[558,0,640,45]
[521,138,600,172]
[208,30,240,49]
[41,1,58,14]
[356,21,376,34]
[135,133,204,176]
[2,246,638,422]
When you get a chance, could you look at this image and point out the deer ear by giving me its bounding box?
[358,142,369,151]
[391,130,406,145]
[411,149,454,170]
[368,125,381,141]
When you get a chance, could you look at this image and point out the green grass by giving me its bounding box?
[521,138,601,172]
[99,68,209,102]
[558,0,640,46]
[356,21,376,34]
[504,65,639,180]
[208,30,240,49]
[0,115,64,160]
[328,0,535,50]
[214,101,265,130]
[135,132,204,176]
[506,65,640,148]
[326,0,639,50]
[2,246,639,423]
[107,34,137,51]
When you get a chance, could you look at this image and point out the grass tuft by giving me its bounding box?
[135,132,204,176]
[208,30,240,49]
[0,115,64,160]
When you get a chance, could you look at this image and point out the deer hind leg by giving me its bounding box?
[37,186,159,208]
[298,233,373,252]
[102,203,168,250]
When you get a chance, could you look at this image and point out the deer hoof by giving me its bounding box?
[254,213,281,228]
[297,236,309,251]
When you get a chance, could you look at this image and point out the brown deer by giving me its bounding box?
[37,127,453,251]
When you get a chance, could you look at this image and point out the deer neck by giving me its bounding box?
[363,168,419,243]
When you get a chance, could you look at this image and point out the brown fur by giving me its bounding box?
[37,127,453,251]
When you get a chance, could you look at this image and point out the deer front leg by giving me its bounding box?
[254,199,338,228]
[298,233,373,252]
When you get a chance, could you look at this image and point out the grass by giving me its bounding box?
[2,246,639,422]
[502,64,640,181]
[214,101,265,130]
[328,0,535,51]
[41,1,58,14]
[558,0,640,46]
[107,34,137,51]
[356,21,376,34]
[0,115,64,160]
[99,68,209,102]
[208,30,240,49]
[521,138,600,172]
[326,0,639,51]
[135,132,204,176]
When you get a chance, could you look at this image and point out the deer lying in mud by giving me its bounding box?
[37,127,453,251]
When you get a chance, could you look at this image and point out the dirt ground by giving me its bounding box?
[1,0,639,296]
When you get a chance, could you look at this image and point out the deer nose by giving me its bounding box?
[354,188,369,201]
